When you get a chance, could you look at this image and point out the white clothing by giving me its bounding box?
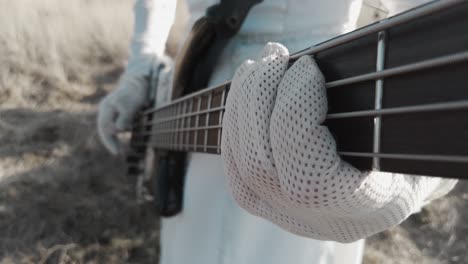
[122,0,437,263]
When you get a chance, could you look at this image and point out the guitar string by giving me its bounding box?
[131,129,468,165]
[325,50,468,88]
[132,99,468,134]
[134,102,468,138]
[130,136,468,165]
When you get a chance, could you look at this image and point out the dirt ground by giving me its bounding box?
[1,1,467,263]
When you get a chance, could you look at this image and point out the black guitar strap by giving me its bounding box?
[155,0,263,217]
[172,0,263,98]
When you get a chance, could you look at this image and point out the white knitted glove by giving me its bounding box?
[97,73,149,155]
[97,0,177,155]
[221,42,457,243]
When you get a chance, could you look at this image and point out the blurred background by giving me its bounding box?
[0,0,466,263]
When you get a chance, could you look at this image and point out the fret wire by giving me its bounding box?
[204,91,213,152]
[166,107,169,144]
[163,108,167,144]
[326,50,468,88]
[172,104,179,144]
[339,152,468,164]
[174,105,178,145]
[157,109,162,144]
[181,99,187,150]
[327,100,468,119]
[373,31,386,170]
[193,96,202,151]
[180,101,187,147]
[167,107,171,144]
[217,87,227,153]
[169,105,174,146]
[175,102,181,146]
[161,108,166,145]
[165,108,170,144]
[186,98,194,151]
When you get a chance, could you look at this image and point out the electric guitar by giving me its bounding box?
[128,0,468,197]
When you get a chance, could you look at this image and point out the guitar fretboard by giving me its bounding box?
[130,0,468,179]
[138,83,229,154]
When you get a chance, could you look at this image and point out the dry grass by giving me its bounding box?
[0,1,466,263]
[0,0,131,110]
[0,1,159,263]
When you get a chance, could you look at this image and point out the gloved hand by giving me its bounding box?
[97,74,148,155]
[221,42,457,242]
[97,0,177,155]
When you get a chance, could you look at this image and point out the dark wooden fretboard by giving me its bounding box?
[130,0,468,180]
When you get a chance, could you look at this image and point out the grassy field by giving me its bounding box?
[0,0,466,263]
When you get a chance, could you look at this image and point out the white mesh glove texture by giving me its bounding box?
[97,73,148,155]
[221,42,457,243]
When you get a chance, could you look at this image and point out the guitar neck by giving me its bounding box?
[131,0,468,179]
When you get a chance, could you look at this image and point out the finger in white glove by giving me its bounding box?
[221,42,457,242]
[222,43,290,215]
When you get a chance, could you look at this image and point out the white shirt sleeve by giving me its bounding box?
[126,0,177,76]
